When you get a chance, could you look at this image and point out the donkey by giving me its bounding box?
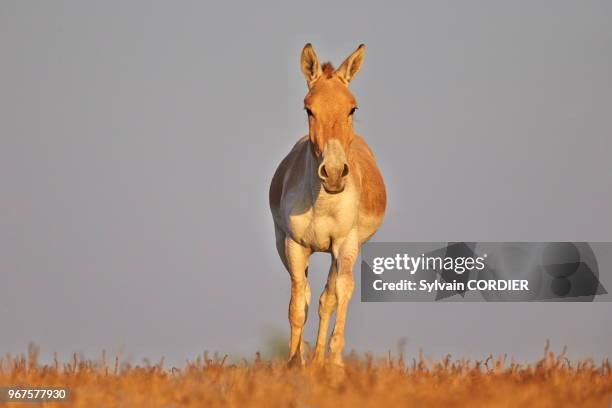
[269,44,386,366]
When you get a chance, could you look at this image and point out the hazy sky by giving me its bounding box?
[1,0,611,365]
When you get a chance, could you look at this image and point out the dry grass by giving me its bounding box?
[1,344,611,407]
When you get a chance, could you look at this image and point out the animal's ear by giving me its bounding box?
[300,43,322,87]
[336,44,366,84]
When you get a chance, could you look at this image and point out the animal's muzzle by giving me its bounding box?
[318,161,349,194]
[317,138,350,194]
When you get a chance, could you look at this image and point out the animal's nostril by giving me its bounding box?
[342,163,349,177]
[320,165,329,179]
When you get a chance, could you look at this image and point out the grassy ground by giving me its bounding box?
[1,345,611,407]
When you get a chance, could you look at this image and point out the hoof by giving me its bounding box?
[312,353,326,367]
[312,358,325,367]
[326,362,347,382]
[287,355,304,369]
[330,357,345,368]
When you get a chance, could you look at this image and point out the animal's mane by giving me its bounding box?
[321,62,335,78]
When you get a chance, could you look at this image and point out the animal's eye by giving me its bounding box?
[349,107,357,116]
[305,107,314,117]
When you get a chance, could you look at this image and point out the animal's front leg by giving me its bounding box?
[285,238,312,367]
[313,258,338,365]
[329,230,359,367]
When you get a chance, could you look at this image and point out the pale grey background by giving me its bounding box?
[1,1,611,365]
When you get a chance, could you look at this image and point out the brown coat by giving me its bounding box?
[269,44,386,367]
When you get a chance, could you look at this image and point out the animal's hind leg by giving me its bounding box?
[284,237,311,367]
[313,257,338,365]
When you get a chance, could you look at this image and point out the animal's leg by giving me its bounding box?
[302,277,311,361]
[329,230,359,366]
[313,257,338,364]
[285,237,311,366]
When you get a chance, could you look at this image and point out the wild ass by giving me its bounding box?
[269,44,386,366]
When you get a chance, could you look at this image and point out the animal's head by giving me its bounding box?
[301,43,366,194]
